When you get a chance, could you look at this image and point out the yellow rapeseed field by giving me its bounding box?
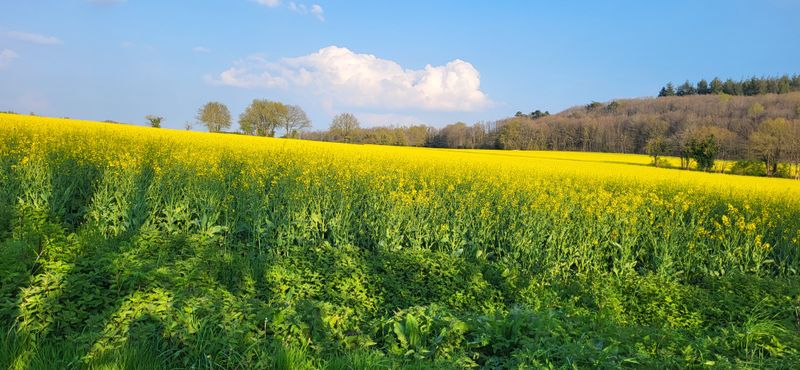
[1,113,800,368]
[3,113,798,198]
[3,112,799,261]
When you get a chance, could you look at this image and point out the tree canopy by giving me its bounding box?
[329,113,361,142]
[145,115,163,128]
[282,105,311,138]
[197,102,232,133]
[659,75,800,98]
[239,99,288,137]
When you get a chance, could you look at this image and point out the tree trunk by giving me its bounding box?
[764,159,773,177]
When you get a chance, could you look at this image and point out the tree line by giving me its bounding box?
[143,99,312,137]
[658,75,800,97]
[306,93,800,178]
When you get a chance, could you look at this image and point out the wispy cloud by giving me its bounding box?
[211,46,491,112]
[0,49,18,70]
[258,0,325,21]
[310,4,324,21]
[7,31,62,45]
[193,46,211,53]
[288,2,307,13]
[254,0,281,7]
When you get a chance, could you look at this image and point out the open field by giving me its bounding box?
[1,114,799,369]
[456,149,799,180]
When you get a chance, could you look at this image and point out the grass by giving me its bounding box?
[0,114,799,368]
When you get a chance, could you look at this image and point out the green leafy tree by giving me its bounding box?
[676,80,696,96]
[197,102,232,133]
[722,79,738,95]
[747,102,765,122]
[606,101,620,112]
[145,115,163,128]
[645,136,669,167]
[586,101,604,110]
[696,79,710,95]
[710,78,724,94]
[530,110,550,119]
[658,83,676,97]
[239,99,288,137]
[776,76,791,94]
[689,134,720,171]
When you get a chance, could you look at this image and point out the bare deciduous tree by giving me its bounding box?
[749,118,790,176]
[281,105,311,138]
[329,113,360,142]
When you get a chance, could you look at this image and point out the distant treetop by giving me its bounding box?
[658,75,800,97]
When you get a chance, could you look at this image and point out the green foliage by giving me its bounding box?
[586,101,604,110]
[689,134,720,171]
[239,99,288,137]
[658,83,676,97]
[749,102,766,119]
[732,160,767,177]
[197,101,232,133]
[386,305,469,361]
[645,136,669,167]
[710,77,724,94]
[144,115,162,128]
[697,79,710,95]
[661,74,800,97]
[677,80,697,96]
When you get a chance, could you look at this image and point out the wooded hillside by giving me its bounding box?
[495,92,800,157]
[306,92,800,177]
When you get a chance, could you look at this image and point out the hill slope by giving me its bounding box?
[511,92,800,155]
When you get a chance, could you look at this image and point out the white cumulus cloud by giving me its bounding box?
[0,49,18,69]
[7,31,62,45]
[212,46,490,112]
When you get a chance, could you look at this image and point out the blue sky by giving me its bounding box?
[1,0,799,131]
